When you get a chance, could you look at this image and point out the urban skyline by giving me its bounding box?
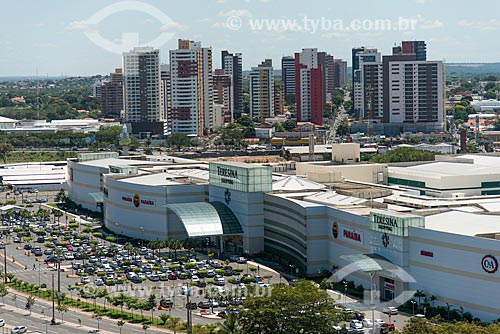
[2,0,500,76]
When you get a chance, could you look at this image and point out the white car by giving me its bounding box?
[350,320,363,329]
[95,278,104,286]
[0,319,4,327]
[191,275,200,282]
[80,276,91,285]
[374,319,385,327]
[382,306,399,315]
[362,319,373,328]
[11,326,27,334]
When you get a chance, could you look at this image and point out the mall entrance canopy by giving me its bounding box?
[340,253,399,272]
[165,201,243,238]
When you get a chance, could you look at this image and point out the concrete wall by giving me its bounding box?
[331,143,360,163]
[297,163,388,184]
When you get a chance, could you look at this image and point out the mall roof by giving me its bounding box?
[78,158,161,168]
[424,211,500,236]
[303,191,367,206]
[389,162,500,178]
[272,175,326,192]
[118,173,188,186]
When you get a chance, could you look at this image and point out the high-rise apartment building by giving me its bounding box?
[213,68,233,123]
[402,40,427,61]
[160,64,171,130]
[249,59,274,122]
[123,47,162,124]
[281,56,296,97]
[295,48,325,125]
[101,68,123,118]
[221,51,242,119]
[333,59,347,88]
[383,53,444,129]
[352,47,382,119]
[274,81,284,115]
[169,39,213,135]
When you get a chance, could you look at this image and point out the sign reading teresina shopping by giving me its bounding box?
[209,162,272,193]
[370,209,424,237]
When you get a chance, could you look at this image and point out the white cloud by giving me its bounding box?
[65,20,90,31]
[416,0,433,4]
[408,15,444,30]
[218,9,252,17]
[160,22,189,32]
[459,19,500,31]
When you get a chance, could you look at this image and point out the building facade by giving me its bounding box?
[249,59,274,122]
[213,69,233,123]
[123,47,162,123]
[169,39,213,135]
[101,68,124,118]
[221,51,243,119]
[281,56,296,98]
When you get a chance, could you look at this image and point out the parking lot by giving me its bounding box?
[0,201,283,326]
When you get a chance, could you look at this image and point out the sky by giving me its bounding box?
[1,0,499,76]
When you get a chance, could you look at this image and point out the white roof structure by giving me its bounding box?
[0,205,22,212]
[0,116,18,123]
[425,211,500,236]
[303,191,367,206]
[272,175,326,192]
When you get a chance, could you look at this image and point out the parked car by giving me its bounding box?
[350,320,363,330]
[362,319,373,328]
[0,319,5,327]
[11,326,27,334]
[382,307,398,315]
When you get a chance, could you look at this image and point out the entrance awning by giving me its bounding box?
[165,202,243,238]
[88,192,104,203]
[340,253,399,272]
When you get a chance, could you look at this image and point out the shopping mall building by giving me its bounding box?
[67,153,500,321]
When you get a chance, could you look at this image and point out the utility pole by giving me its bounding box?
[51,273,56,325]
[3,244,7,284]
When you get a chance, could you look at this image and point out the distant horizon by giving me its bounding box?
[2,61,500,79]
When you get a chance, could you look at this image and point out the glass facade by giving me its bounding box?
[369,209,425,237]
[209,162,272,193]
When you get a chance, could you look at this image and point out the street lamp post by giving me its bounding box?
[289,264,294,279]
[411,300,416,315]
[140,227,144,246]
[343,281,348,307]
[50,273,56,325]
[3,243,7,284]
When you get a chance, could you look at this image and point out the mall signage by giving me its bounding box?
[122,194,156,207]
[369,209,424,237]
[482,255,498,274]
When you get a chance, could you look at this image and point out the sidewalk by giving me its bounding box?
[8,288,175,334]
[0,301,117,334]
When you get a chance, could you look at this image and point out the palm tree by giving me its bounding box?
[56,303,69,323]
[430,295,437,308]
[414,290,425,308]
[25,295,36,315]
[220,312,241,334]
[142,324,150,334]
[167,316,183,334]
[92,312,102,331]
[126,297,138,319]
[117,320,125,334]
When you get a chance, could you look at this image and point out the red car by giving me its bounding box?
[65,245,73,251]
[382,323,396,332]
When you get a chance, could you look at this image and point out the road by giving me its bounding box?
[0,292,170,334]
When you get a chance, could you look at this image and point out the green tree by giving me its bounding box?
[166,133,191,151]
[0,282,8,305]
[25,295,36,315]
[56,303,69,323]
[239,280,340,334]
[142,323,150,334]
[167,316,183,334]
[282,120,297,132]
[159,313,170,326]
[272,122,285,132]
[0,142,13,164]
[220,312,241,334]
